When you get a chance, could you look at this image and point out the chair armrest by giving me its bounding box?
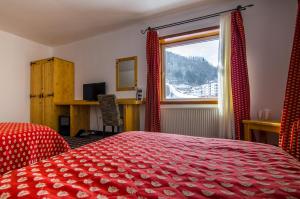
[290,120,300,161]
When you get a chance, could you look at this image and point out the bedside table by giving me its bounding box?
[242,120,281,141]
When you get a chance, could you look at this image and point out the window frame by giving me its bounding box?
[159,26,220,104]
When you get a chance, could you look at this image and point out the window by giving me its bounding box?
[160,27,219,104]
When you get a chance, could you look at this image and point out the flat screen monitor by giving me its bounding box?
[83,82,106,101]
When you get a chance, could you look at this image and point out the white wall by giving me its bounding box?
[244,0,296,120]
[0,30,51,122]
[53,0,297,130]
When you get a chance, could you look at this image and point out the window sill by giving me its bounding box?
[160,100,218,105]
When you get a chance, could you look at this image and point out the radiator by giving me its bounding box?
[161,106,219,138]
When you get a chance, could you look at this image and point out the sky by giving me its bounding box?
[166,39,219,67]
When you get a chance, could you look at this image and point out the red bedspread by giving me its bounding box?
[0,123,70,175]
[0,131,299,199]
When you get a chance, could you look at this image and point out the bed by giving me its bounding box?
[0,131,299,198]
[0,123,70,175]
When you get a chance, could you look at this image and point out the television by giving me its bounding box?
[83,82,106,101]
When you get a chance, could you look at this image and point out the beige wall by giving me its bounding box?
[0,30,51,122]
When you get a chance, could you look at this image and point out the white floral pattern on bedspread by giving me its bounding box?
[0,123,70,175]
[0,131,299,198]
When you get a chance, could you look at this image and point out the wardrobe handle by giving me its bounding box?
[46,93,54,97]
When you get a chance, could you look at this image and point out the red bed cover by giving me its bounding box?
[0,131,299,199]
[0,123,70,175]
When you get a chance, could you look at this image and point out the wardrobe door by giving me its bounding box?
[43,96,57,130]
[30,62,43,124]
[43,60,54,97]
[43,60,57,130]
[53,58,74,103]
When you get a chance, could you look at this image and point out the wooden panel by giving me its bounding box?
[30,97,43,124]
[43,96,58,130]
[55,99,144,106]
[70,105,90,137]
[57,105,70,117]
[57,100,99,106]
[30,62,43,124]
[30,62,43,97]
[243,120,281,142]
[161,100,218,105]
[117,98,145,105]
[159,26,220,40]
[43,60,54,96]
[42,60,58,130]
[160,30,219,45]
[123,104,140,131]
[247,124,280,133]
[243,120,280,127]
[244,123,252,141]
[53,58,74,103]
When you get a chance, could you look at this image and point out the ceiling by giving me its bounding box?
[0,0,229,46]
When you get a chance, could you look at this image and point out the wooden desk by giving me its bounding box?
[243,120,281,141]
[55,99,144,137]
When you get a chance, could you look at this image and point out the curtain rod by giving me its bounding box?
[141,4,254,34]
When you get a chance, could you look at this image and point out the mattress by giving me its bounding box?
[0,131,299,198]
[0,123,70,175]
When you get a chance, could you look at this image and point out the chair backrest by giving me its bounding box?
[98,94,122,126]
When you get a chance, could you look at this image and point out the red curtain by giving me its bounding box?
[279,0,300,157]
[290,120,300,160]
[145,29,161,132]
[231,11,251,140]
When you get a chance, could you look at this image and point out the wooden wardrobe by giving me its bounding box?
[30,57,74,131]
